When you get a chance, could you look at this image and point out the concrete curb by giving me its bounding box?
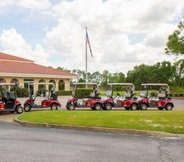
[14,117,184,140]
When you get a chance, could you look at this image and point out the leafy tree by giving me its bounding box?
[165,19,184,55]
[72,69,86,81]
[172,59,184,86]
[126,64,153,89]
[101,70,111,87]
[57,67,71,72]
[90,71,102,85]
[126,61,175,90]
[118,72,125,83]
[152,61,175,84]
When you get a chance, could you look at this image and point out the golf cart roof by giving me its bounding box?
[108,83,134,86]
[73,82,98,85]
[29,82,54,85]
[141,83,169,87]
[0,83,16,86]
[29,82,55,91]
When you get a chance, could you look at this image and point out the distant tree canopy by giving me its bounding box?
[165,19,184,55]
[49,60,184,89]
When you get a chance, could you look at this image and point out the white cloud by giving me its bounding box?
[0,28,51,66]
[144,23,177,47]
[17,0,51,10]
[0,0,14,8]
[44,0,183,73]
[0,0,184,74]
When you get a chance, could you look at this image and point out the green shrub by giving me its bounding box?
[76,88,92,99]
[174,93,179,97]
[37,88,46,96]
[57,90,72,96]
[10,86,29,97]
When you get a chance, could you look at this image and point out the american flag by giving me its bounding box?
[86,30,93,57]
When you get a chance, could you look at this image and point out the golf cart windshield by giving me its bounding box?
[106,90,112,97]
[140,90,148,97]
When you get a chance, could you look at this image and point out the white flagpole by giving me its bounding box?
[85,26,88,87]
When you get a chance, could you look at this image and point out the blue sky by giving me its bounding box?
[0,0,184,74]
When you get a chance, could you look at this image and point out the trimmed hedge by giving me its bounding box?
[57,89,93,98]
[75,88,92,99]
[57,90,72,96]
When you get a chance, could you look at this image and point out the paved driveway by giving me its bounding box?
[0,121,184,162]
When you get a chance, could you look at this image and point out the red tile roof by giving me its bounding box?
[0,52,77,76]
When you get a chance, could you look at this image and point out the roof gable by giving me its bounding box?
[0,52,77,77]
[0,52,33,63]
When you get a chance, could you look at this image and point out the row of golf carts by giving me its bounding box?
[0,83,61,114]
[66,82,174,111]
[0,82,174,114]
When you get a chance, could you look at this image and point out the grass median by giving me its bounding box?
[17,110,184,134]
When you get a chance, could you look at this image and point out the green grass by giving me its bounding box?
[17,110,184,134]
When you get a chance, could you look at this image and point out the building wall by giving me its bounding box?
[0,76,71,94]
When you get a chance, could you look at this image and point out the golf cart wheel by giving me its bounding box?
[15,106,23,114]
[51,104,58,110]
[91,107,95,110]
[131,104,138,110]
[68,104,75,110]
[94,104,101,110]
[158,107,164,110]
[125,107,130,110]
[165,104,173,111]
[140,103,147,110]
[24,104,31,112]
[105,103,112,110]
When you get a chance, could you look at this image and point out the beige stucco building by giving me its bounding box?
[0,52,77,94]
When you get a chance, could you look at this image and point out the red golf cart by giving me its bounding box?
[138,83,174,110]
[24,83,61,112]
[103,83,139,110]
[0,83,23,114]
[66,82,104,110]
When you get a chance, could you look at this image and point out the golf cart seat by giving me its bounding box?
[1,91,9,103]
[7,91,16,104]
[90,92,95,98]
[90,92,101,99]
[158,93,166,99]
[50,93,58,100]
[71,91,75,97]
[9,91,15,100]
[124,93,131,97]
[125,92,134,100]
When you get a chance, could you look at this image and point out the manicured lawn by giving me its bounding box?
[17,110,184,134]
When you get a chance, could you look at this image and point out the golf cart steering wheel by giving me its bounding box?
[117,92,120,96]
[148,95,155,100]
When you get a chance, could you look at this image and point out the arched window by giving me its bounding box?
[49,79,56,91]
[11,78,19,87]
[58,80,65,90]
[38,79,46,90]
[0,78,6,83]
